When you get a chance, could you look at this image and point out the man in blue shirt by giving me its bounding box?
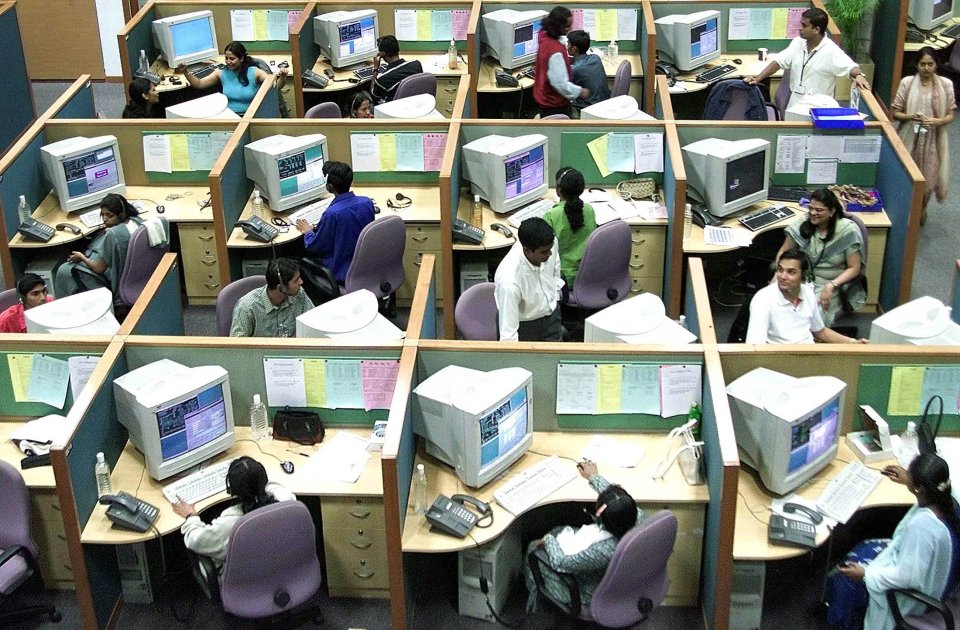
[568,30,610,111]
[296,161,376,284]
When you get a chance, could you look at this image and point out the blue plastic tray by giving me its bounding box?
[810,107,865,129]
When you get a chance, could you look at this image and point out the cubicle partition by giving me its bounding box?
[869,0,908,107]
[953,260,960,324]
[0,2,34,154]
[39,76,98,121]
[289,2,319,117]
[686,257,718,344]
[116,253,184,337]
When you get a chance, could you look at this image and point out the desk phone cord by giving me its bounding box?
[466,530,521,628]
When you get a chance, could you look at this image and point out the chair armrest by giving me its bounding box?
[527,547,582,615]
[299,258,340,303]
[886,588,954,630]
[187,549,221,603]
[0,545,29,569]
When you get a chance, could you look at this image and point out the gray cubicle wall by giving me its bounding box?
[0,3,34,154]
[0,125,48,283]
[46,77,97,120]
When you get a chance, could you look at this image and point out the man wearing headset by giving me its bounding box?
[230,258,313,338]
[746,249,868,344]
[369,35,424,103]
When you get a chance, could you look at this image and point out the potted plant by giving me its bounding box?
[826,0,880,98]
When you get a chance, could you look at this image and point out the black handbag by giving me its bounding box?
[918,395,943,456]
[272,407,325,446]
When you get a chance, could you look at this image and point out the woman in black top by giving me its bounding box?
[122,78,160,118]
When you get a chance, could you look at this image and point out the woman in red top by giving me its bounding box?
[0,273,53,334]
[533,7,589,118]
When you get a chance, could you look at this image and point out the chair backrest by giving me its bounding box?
[542,113,570,120]
[569,220,632,310]
[0,460,38,562]
[765,102,780,121]
[844,212,868,267]
[455,282,498,340]
[116,225,170,308]
[590,510,678,627]
[775,68,792,117]
[216,276,267,336]
[219,501,322,619]
[345,214,406,298]
[305,102,342,118]
[394,72,437,100]
[0,288,18,312]
[611,60,632,97]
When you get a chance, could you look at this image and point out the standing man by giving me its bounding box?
[745,8,870,111]
[230,258,313,338]
[369,35,424,103]
[494,217,565,342]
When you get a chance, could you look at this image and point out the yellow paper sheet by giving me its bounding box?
[416,10,433,41]
[597,364,623,414]
[379,134,397,171]
[771,8,788,39]
[594,10,617,41]
[7,353,33,402]
[303,359,327,407]
[169,134,191,171]
[253,10,269,41]
[888,366,924,416]
[587,134,612,178]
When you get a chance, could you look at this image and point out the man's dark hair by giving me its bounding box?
[377,35,400,57]
[596,485,637,539]
[323,161,354,194]
[518,217,555,250]
[266,257,300,290]
[567,30,590,56]
[543,6,572,39]
[778,248,811,278]
[802,8,828,35]
[16,273,45,299]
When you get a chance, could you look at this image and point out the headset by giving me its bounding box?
[386,192,413,210]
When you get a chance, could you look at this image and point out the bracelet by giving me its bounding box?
[828,280,838,290]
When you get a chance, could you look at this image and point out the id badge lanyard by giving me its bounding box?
[795,48,818,94]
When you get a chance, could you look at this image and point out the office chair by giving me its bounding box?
[250,57,291,118]
[766,103,781,121]
[542,113,570,120]
[455,282,498,340]
[0,288,18,312]
[565,220,632,311]
[830,212,869,336]
[304,102,342,118]
[887,586,960,629]
[775,68,792,118]
[114,222,170,319]
[528,510,677,627]
[215,276,267,336]
[0,460,61,624]
[703,80,770,120]
[611,60,632,98]
[189,501,323,622]
[394,73,437,100]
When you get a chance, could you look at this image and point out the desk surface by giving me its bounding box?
[81,426,383,545]
[152,54,292,93]
[668,54,778,95]
[475,52,643,94]
[904,18,960,52]
[10,186,212,249]
[734,442,914,562]
[401,431,709,553]
[307,53,467,94]
[0,420,59,489]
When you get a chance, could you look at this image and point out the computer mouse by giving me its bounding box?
[373,204,381,214]
[281,460,295,474]
[490,223,513,238]
[324,68,335,79]
[55,223,81,235]
[732,58,743,65]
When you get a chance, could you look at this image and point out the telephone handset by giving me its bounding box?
[235,216,279,243]
[425,494,491,538]
[99,492,160,532]
[768,514,816,548]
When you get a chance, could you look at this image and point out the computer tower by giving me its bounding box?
[729,560,765,630]
[242,256,270,278]
[460,261,489,294]
[26,252,63,298]
[458,527,521,621]
[116,541,158,604]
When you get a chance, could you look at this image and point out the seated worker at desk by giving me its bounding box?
[55,193,144,297]
[177,42,287,115]
[746,249,868,344]
[348,91,375,118]
[523,460,641,611]
[826,454,960,630]
[172,457,296,574]
[230,258,313,338]
[568,30,610,110]
[744,8,870,110]
[122,78,161,119]
[370,36,423,104]
[0,273,53,333]
[534,6,589,118]
[543,167,596,289]
[494,217,564,342]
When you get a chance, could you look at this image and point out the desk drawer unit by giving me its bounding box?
[322,497,389,598]
[861,227,887,312]
[661,503,704,606]
[436,78,459,116]
[629,226,665,298]
[178,223,220,305]
[400,224,442,306]
[31,490,74,588]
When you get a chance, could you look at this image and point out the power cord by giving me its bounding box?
[236,438,285,463]
[149,523,199,623]
[466,531,521,628]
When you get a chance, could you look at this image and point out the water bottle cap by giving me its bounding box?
[474,194,480,203]
[96,452,105,462]
[907,421,916,430]
[253,394,261,405]
[19,195,25,202]
[417,463,425,473]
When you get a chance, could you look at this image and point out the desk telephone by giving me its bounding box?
[425,494,491,538]
[18,218,55,242]
[301,69,329,88]
[495,71,519,88]
[99,492,160,533]
[235,216,278,243]
[134,68,162,85]
[453,218,485,244]
[768,514,816,548]
[690,203,723,228]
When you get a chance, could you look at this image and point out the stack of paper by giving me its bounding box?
[308,432,371,483]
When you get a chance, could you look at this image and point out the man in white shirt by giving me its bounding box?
[746,249,868,344]
[494,217,564,342]
[745,8,870,111]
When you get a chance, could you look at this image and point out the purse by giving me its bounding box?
[917,395,943,456]
[616,177,658,202]
[272,407,325,446]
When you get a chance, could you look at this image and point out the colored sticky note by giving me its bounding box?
[888,366,925,416]
[571,9,585,31]
[416,10,432,41]
[266,10,290,41]
[168,134,191,171]
[253,10,269,41]
[597,364,623,414]
[379,134,397,171]
[303,359,327,407]
[325,360,363,409]
[288,10,302,32]
[432,10,452,42]
[7,353,33,402]
[594,9,617,41]
[748,8,773,40]
[395,133,425,171]
[771,8,788,39]
[587,134,612,178]
[187,134,215,171]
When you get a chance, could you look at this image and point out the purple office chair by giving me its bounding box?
[542,114,570,120]
[115,223,170,318]
[394,72,437,100]
[566,220,632,311]
[345,214,406,315]
[0,460,61,624]
[304,102,342,118]
[215,276,267,336]
[775,68,792,118]
[766,103,781,121]
[611,60,632,98]
[455,282,498,340]
[0,288,17,312]
[529,510,677,627]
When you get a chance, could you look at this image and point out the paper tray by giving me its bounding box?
[810,107,865,129]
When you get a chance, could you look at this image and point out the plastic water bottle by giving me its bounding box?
[900,421,919,464]
[472,194,483,228]
[249,394,269,441]
[95,452,112,498]
[17,195,30,224]
[413,464,428,515]
[683,203,693,242]
[138,49,149,74]
[251,189,263,219]
[448,39,458,70]
[607,40,619,63]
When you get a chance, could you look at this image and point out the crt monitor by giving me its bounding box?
[25,287,120,335]
[244,134,328,212]
[682,137,770,217]
[462,134,549,214]
[114,359,236,481]
[152,10,219,67]
[374,94,443,119]
[655,10,721,72]
[481,9,547,70]
[727,367,846,495]
[41,135,126,213]
[870,296,960,345]
[314,10,379,69]
[909,0,954,30]
[580,96,656,121]
[414,365,534,488]
[296,289,405,341]
[584,293,696,344]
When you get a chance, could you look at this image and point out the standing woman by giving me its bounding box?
[542,167,596,289]
[533,6,589,118]
[891,46,956,226]
[177,42,284,115]
[122,78,161,118]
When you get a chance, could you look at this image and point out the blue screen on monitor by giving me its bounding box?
[157,384,228,461]
[63,147,120,199]
[339,17,377,56]
[171,17,215,57]
[512,20,542,59]
[479,389,528,467]
[788,397,839,473]
[504,145,545,200]
[278,145,325,198]
[690,18,718,60]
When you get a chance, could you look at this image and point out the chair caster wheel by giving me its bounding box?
[50,611,63,622]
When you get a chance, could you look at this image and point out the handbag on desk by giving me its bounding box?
[272,407,325,446]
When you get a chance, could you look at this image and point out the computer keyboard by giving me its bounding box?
[816,460,882,524]
[507,198,555,227]
[943,22,960,39]
[695,64,737,83]
[493,456,577,515]
[738,205,795,232]
[189,63,224,79]
[287,197,332,226]
[162,458,236,505]
[767,185,810,203]
[354,65,385,81]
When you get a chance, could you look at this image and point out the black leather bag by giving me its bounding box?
[918,396,943,456]
[272,407,325,445]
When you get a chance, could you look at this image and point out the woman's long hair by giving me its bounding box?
[226,456,277,514]
[122,78,153,118]
[555,166,586,231]
[909,453,960,541]
[543,6,572,39]
[799,187,842,241]
[100,193,140,221]
[225,41,254,87]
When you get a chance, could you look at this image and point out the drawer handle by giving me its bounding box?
[351,539,373,549]
[444,107,453,114]
[632,237,646,245]
[349,509,371,518]
[57,534,67,541]
[444,86,456,93]
[630,263,645,270]
[198,235,214,242]
[50,503,61,512]
[63,563,72,571]
[353,569,376,580]
[203,282,221,289]
[412,235,428,243]
[201,258,217,266]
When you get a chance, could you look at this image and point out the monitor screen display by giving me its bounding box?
[277,145,325,199]
[479,388,529,468]
[934,0,953,20]
[157,383,229,462]
[171,17,215,58]
[339,17,377,57]
[788,397,839,473]
[725,151,766,203]
[690,18,718,60]
[63,147,121,200]
[504,145,545,200]
[512,21,541,59]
